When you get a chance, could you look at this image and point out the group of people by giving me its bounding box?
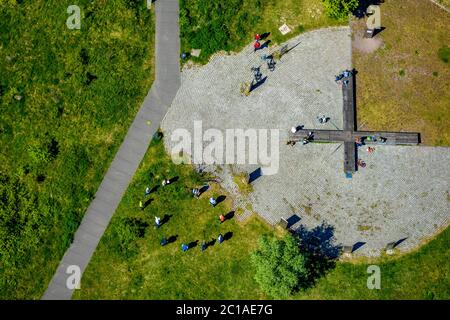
[253,33,263,52]
[356,135,387,148]
[287,126,315,146]
[302,131,314,145]
[335,69,353,87]
[140,177,230,253]
[355,135,388,168]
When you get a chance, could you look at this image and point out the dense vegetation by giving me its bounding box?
[180,0,345,64]
[252,224,340,298]
[0,1,154,299]
[321,0,359,20]
[252,235,308,298]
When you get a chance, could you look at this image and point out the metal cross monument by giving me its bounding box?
[289,72,421,178]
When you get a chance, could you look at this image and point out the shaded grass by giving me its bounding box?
[352,0,450,146]
[0,1,155,299]
[180,0,346,65]
[295,227,450,299]
[74,138,274,299]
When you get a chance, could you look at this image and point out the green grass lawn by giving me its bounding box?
[75,138,449,300]
[74,137,276,299]
[296,227,450,299]
[0,1,154,299]
[353,0,450,146]
[180,0,346,64]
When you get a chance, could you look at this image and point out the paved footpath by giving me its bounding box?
[42,0,180,300]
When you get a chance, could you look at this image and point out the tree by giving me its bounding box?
[321,0,359,20]
[251,234,308,298]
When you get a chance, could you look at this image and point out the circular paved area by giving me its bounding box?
[161,27,450,256]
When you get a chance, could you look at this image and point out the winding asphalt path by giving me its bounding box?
[42,0,180,300]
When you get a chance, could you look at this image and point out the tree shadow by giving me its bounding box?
[292,222,342,289]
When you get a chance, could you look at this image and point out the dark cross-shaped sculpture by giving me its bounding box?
[289,71,421,177]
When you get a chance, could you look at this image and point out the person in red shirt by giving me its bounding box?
[219,214,225,223]
[254,40,261,52]
[255,33,261,41]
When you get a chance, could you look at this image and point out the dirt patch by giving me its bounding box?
[353,29,383,54]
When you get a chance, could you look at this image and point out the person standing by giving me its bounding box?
[254,41,261,52]
[218,233,224,244]
[155,216,161,228]
[192,188,200,198]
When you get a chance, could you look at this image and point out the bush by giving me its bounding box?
[111,217,149,257]
[251,234,308,298]
[438,45,449,64]
[321,0,359,20]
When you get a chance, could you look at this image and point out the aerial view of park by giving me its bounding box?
[0,0,449,303]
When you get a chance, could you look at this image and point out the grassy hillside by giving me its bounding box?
[0,0,155,299]
[74,137,275,299]
[75,139,449,300]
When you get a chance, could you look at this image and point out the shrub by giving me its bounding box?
[438,45,449,64]
[251,234,308,298]
[111,217,149,257]
[321,0,359,20]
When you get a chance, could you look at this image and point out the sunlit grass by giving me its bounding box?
[0,1,155,299]
[353,0,450,146]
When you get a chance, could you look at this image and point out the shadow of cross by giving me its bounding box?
[289,71,421,176]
